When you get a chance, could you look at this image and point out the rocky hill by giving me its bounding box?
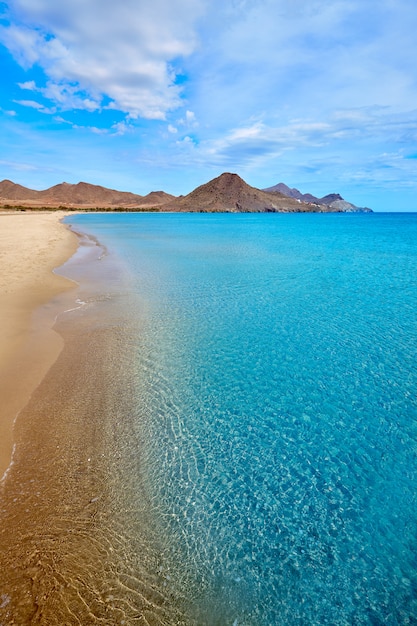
[160,173,336,213]
[264,182,372,213]
[137,191,176,206]
[0,175,371,212]
[0,180,155,208]
[263,182,319,204]
[0,179,39,202]
[36,181,145,207]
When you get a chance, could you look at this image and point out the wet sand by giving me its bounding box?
[0,212,79,480]
[0,217,188,625]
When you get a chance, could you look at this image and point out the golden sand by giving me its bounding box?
[0,212,78,479]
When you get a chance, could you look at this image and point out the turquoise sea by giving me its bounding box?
[66,212,417,625]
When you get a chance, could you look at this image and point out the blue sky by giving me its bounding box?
[1,0,417,210]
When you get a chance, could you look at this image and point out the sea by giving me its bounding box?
[65,211,417,625]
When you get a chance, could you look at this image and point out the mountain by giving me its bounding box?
[0,175,371,212]
[319,193,344,205]
[0,180,158,208]
[36,181,145,206]
[0,179,40,202]
[263,182,319,204]
[320,196,372,212]
[160,172,333,213]
[138,191,176,206]
[263,183,372,213]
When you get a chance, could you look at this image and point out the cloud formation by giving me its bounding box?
[1,0,417,209]
[189,0,417,127]
[1,0,204,118]
[197,108,417,168]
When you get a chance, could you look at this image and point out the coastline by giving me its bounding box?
[0,211,79,480]
[2,212,416,624]
[1,211,416,625]
[0,214,188,625]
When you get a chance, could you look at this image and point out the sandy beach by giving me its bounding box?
[0,211,78,479]
[0,214,186,625]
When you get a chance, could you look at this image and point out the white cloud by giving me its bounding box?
[53,115,71,124]
[203,119,332,166]
[0,159,38,171]
[42,82,100,111]
[111,121,133,136]
[17,80,36,90]
[190,106,417,171]
[15,77,101,112]
[184,110,197,125]
[1,0,205,119]
[14,98,44,109]
[175,109,198,129]
[88,127,108,135]
[14,98,56,114]
[176,135,196,147]
[0,108,17,116]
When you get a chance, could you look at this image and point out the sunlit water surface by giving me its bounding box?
[67,212,417,625]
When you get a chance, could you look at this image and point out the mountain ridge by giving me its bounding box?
[0,175,371,212]
[0,179,175,208]
[160,173,336,213]
[263,182,371,213]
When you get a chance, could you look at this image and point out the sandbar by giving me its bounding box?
[0,211,78,479]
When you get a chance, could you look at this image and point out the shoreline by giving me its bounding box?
[0,211,79,480]
[0,215,188,625]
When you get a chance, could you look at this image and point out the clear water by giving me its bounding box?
[67,212,417,625]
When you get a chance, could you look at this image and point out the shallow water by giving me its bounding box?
[61,212,417,625]
[16,212,417,624]
[0,230,189,625]
[63,212,417,625]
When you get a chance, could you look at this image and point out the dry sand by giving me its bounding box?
[0,211,78,479]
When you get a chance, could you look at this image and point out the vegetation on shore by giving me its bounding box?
[0,204,161,212]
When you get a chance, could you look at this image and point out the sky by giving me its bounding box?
[1,0,417,211]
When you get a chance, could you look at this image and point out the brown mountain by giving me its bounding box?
[37,181,145,206]
[0,175,370,212]
[0,179,150,207]
[0,179,40,202]
[137,191,176,206]
[160,172,331,213]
